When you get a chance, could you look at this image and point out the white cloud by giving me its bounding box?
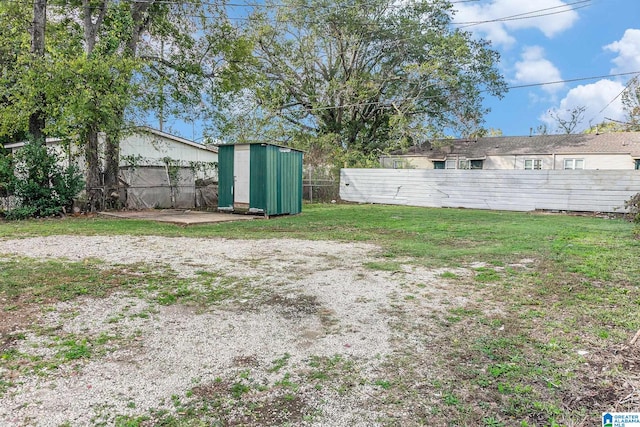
[604,29,640,74]
[539,79,627,132]
[514,46,563,94]
[455,0,580,48]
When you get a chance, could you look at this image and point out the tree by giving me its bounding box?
[584,120,624,134]
[621,76,640,131]
[1,0,249,210]
[0,2,42,141]
[29,0,47,141]
[52,0,249,209]
[469,127,503,138]
[534,124,549,135]
[237,0,506,166]
[0,149,13,198]
[548,106,586,134]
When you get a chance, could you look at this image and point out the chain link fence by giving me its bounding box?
[303,178,339,202]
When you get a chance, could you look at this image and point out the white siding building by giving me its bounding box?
[5,126,218,179]
[5,127,219,209]
[380,133,640,171]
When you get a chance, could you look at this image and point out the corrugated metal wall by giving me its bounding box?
[217,145,235,209]
[278,146,303,215]
[249,144,303,216]
[340,169,640,213]
[249,144,269,211]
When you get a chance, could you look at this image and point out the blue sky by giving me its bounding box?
[455,0,640,135]
[160,0,640,140]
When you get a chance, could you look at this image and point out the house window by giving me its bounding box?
[458,159,483,170]
[564,159,584,170]
[524,159,543,170]
[433,161,445,169]
[445,160,456,169]
[392,159,404,169]
[470,160,483,170]
[635,159,640,170]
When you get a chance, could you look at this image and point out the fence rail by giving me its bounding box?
[340,169,640,213]
[303,178,339,202]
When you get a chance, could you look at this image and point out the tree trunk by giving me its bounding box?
[28,0,46,141]
[80,0,153,211]
[101,1,154,207]
[103,132,120,206]
[84,124,102,211]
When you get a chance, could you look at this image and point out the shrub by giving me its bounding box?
[624,192,640,223]
[4,138,84,219]
[0,151,14,197]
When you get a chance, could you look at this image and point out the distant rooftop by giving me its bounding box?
[387,132,640,159]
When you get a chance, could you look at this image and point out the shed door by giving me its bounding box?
[233,145,250,205]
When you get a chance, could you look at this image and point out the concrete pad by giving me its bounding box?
[98,209,263,225]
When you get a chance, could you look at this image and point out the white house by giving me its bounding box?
[380,133,640,171]
[4,126,219,179]
[118,127,218,180]
[5,126,219,209]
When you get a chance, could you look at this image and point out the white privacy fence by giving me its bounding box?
[340,169,640,213]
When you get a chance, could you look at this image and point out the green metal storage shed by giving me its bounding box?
[218,143,303,216]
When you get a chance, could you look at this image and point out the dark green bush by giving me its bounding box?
[4,138,84,219]
[0,150,14,197]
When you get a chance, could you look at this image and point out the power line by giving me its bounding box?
[2,0,481,8]
[4,0,587,26]
[507,71,640,90]
[456,5,591,29]
[205,71,640,115]
[584,74,640,125]
[452,0,590,26]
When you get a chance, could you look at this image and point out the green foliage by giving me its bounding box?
[0,150,14,197]
[583,121,625,134]
[162,156,181,186]
[4,138,83,219]
[1,0,250,202]
[234,0,506,169]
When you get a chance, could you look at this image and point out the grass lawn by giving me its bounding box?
[2,204,637,266]
[1,203,639,426]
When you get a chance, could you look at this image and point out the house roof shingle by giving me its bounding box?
[391,132,640,159]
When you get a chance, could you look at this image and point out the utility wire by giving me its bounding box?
[597,75,638,114]
[3,0,481,8]
[452,0,589,26]
[3,0,587,27]
[507,71,640,90]
[196,71,640,114]
[456,4,590,28]
[583,74,640,126]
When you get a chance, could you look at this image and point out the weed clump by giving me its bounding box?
[624,192,640,238]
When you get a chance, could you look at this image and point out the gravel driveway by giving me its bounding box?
[0,236,475,426]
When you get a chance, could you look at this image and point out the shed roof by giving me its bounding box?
[388,132,640,159]
[216,142,304,153]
